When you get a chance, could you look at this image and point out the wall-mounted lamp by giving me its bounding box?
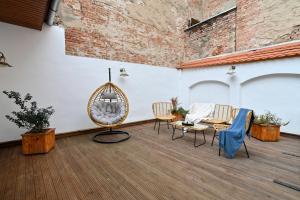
[120,68,129,77]
[226,65,236,75]
[0,52,13,67]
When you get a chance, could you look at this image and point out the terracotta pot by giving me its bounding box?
[173,113,184,121]
[251,123,280,142]
[21,128,55,155]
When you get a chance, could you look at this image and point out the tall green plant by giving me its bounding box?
[3,90,55,133]
[176,107,189,118]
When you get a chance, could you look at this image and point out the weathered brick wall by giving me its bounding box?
[59,0,300,67]
[184,10,236,60]
[187,0,203,20]
[184,0,300,62]
[236,0,300,51]
[202,0,236,19]
[60,0,202,67]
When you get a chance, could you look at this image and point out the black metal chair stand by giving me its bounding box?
[93,128,130,144]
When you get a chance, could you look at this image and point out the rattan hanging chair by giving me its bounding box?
[87,68,130,143]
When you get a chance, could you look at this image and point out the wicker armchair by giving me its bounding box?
[211,108,254,158]
[211,108,253,144]
[152,102,176,134]
[211,107,239,137]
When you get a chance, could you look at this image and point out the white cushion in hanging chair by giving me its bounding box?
[90,101,126,125]
[101,92,117,100]
[88,81,129,127]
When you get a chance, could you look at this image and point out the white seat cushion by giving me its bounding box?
[91,101,126,125]
[185,102,215,123]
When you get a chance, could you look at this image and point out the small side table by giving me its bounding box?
[171,121,209,147]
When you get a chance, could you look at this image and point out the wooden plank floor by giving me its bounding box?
[0,123,299,200]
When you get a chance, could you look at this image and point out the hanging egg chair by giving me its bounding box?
[87,68,130,143]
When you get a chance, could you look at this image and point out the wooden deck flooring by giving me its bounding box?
[0,123,299,200]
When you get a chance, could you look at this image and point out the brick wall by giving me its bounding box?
[184,10,236,60]
[60,0,200,67]
[202,0,236,19]
[184,0,300,62]
[236,0,300,51]
[59,0,300,67]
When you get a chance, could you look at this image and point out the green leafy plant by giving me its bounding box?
[3,90,55,133]
[175,107,189,118]
[170,97,189,118]
[254,111,289,126]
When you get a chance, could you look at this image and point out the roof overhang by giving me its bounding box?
[0,0,51,30]
[179,41,300,69]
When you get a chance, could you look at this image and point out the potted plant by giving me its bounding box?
[3,91,55,154]
[251,111,289,142]
[171,97,189,121]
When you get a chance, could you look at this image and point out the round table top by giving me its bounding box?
[171,121,209,131]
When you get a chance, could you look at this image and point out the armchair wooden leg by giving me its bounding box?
[158,120,161,135]
[211,130,217,146]
[244,141,250,158]
[154,119,157,130]
[218,142,249,158]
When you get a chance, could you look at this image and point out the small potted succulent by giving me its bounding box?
[3,90,55,154]
[171,97,189,121]
[251,111,289,142]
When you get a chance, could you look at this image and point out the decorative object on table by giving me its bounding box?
[170,97,189,121]
[0,51,13,67]
[88,68,130,143]
[3,91,55,154]
[120,67,129,77]
[182,121,194,126]
[251,111,289,142]
[218,108,254,158]
[226,65,236,75]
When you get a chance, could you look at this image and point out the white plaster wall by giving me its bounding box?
[0,22,179,142]
[1,21,300,142]
[179,57,300,135]
[189,81,230,105]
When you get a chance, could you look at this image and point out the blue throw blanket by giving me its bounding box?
[219,108,253,158]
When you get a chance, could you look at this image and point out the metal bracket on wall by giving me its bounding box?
[184,6,237,32]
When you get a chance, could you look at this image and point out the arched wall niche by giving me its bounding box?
[241,73,300,86]
[241,73,300,133]
[189,80,230,105]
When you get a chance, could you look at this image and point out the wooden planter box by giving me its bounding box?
[251,124,280,142]
[21,128,55,154]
